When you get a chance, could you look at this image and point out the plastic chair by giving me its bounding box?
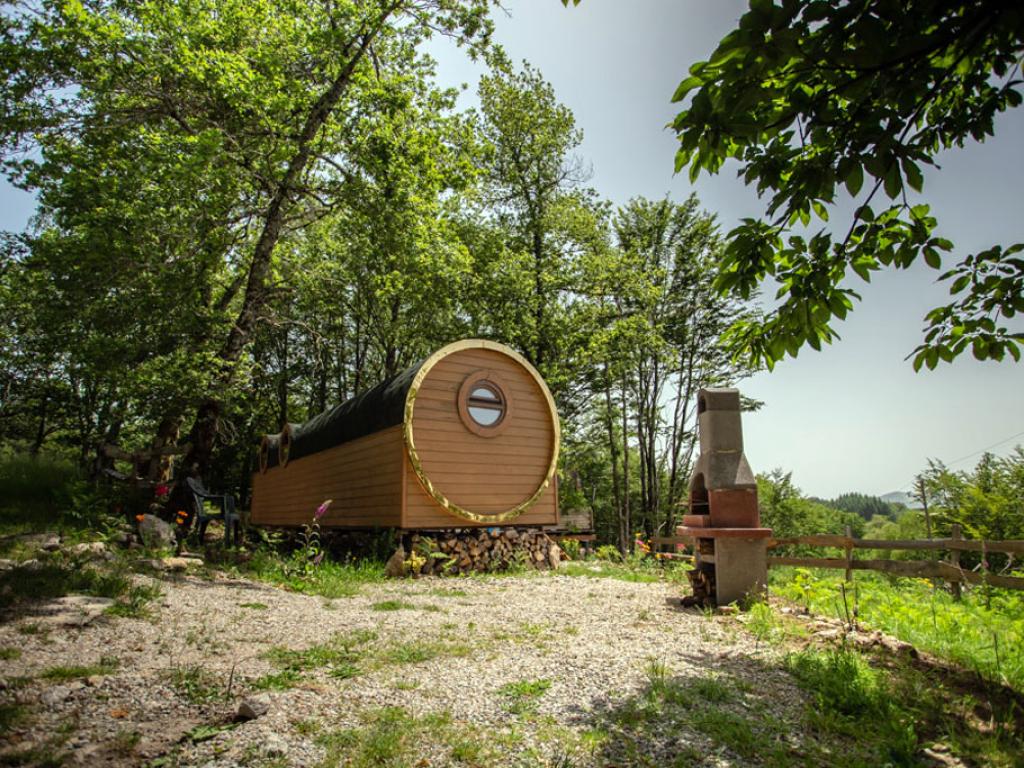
[185,476,241,546]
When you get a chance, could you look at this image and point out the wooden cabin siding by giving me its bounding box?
[401,347,558,528]
[251,425,404,527]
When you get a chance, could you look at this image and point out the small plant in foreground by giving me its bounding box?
[498,678,552,715]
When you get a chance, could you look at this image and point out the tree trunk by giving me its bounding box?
[602,362,624,554]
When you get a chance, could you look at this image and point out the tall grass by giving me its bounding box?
[0,452,116,537]
[771,566,1024,691]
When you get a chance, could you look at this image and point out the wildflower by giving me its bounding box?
[135,514,145,522]
[178,510,188,518]
[154,484,169,498]
[315,499,333,520]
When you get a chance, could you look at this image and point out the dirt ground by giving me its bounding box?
[0,561,824,767]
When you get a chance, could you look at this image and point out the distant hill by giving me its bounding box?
[881,491,922,510]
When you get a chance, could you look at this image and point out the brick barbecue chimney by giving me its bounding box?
[679,388,770,606]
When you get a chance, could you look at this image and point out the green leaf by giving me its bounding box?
[672,76,703,103]
[844,164,863,197]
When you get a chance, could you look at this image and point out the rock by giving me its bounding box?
[138,515,176,549]
[85,676,105,688]
[16,559,45,572]
[40,685,72,707]
[385,546,406,578]
[38,595,115,627]
[0,558,14,571]
[236,694,271,721]
[261,733,288,757]
[41,535,61,552]
[70,542,111,560]
[162,556,203,572]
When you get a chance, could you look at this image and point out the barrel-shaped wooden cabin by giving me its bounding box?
[251,339,560,529]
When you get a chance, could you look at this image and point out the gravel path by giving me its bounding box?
[1,568,809,767]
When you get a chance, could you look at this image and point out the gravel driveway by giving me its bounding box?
[1,569,810,767]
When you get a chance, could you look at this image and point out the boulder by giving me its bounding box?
[236,694,272,721]
[69,542,111,560]
[138,515,176,549]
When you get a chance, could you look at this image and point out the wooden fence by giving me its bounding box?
[654,524,1024,594]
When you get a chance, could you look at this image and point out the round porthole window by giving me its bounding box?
[468,383,505,426]
[458,371,512,437]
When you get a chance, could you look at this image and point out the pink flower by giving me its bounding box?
[155,484,169,498]
[315,499,333,520]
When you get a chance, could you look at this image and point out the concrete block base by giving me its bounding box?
[713,538,768,606]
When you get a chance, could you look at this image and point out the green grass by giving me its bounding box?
[731,598,1024,766]
[771,566,1024,691]
[239,550,386,599]
[239,602,269,610]
[251,669,303,691]
[314,707,501,768]
[0,647,21,661]
[40,656,119,681]
[164,664,227,705]
[261,629,376,686]
[497,678,551,715]
[370,599,416,612]
[375,638,472,666]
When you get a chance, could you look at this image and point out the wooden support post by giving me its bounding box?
[844,525,853,583]
[950,524,962,601]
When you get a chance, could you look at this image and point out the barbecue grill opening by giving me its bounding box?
[690,473,709,515]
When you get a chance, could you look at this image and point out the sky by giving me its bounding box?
[2,0,1022,499]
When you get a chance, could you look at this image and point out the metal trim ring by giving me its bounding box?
[402,339,561,524]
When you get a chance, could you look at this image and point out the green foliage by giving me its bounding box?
[785,647,917,763]
[773,567,1024,691]
[757,470,864,550]
[914,449,1024,562]
[315,707,499,768]
[826,492,900,522]
[670,0,1024,368]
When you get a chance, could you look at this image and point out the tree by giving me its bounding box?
[473,57,594,396]
[1,0,493,471]
[667,0,1024,370]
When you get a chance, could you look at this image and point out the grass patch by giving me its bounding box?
[428,588,468,598]
[772,566,1024,691]
[239,551,386,600]
[375,638,472,667]
[262,629,376,684]
[165,664,227,705]
[0,564,134,612]
[40,656,119,681]
[497,678,551,715]
[370,600,416,612]
[0,647,21,661]
[250,670,303,691]
[315,707,499,768]
[0,702,28,737]
[239,602,269,611]
[106,582,163,619]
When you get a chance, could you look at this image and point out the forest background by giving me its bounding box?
[1,0,1021,554]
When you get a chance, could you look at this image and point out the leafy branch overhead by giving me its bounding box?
[668,0,1024,370]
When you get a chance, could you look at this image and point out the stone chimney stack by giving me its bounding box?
[678,387,770,606]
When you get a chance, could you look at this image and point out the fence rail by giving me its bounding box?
[654,526,1024,593]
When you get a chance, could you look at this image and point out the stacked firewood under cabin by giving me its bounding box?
[685,540,717,607]
[389,528,562,576]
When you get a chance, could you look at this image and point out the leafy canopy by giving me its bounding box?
[669,0,1024,370]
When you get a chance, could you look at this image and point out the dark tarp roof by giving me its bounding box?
[263,361,423,469]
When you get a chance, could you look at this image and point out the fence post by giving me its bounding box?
[844,525,853,583]
[950,524,962,601]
